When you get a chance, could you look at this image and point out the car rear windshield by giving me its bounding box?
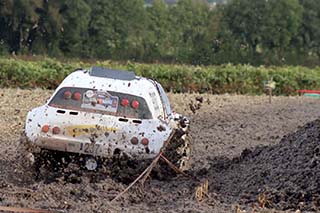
[48,87,152,119]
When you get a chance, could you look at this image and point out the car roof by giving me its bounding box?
[58,68,155,97]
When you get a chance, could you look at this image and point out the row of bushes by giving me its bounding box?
[0,58,319,95]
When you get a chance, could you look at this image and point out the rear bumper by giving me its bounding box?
[32,137,157,159]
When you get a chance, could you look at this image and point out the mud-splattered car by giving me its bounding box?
[24,67,190,171]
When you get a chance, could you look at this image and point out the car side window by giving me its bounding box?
[156,82,172,118]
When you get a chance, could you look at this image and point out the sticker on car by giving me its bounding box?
[82,90,119,113]
[80,143,102,155]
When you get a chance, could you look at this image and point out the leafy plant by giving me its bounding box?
[0,58,319,95]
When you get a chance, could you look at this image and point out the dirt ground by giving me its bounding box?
[0,88,320,212]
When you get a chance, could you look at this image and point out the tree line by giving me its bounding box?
[0,0,319,66]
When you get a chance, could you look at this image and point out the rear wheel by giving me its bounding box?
[163,130,191,171]
[17,132,40,168]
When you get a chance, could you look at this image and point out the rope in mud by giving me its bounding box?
[109,130,201,203]
[0,206,54,213]
[160,154,199,182]
[109,130,177,203]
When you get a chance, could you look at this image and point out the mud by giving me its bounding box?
[207,119,320,211]
[1,88,320,212]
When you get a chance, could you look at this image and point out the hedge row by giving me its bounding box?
[0,58,320,95]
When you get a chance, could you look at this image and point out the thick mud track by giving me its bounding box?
[1,89,320,212]
[207,119,320,211]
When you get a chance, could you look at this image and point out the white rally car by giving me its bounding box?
[24,67,190,171]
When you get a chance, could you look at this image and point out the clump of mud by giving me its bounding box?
[207,119,320,211]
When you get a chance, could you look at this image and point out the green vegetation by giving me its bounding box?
[1,0,320,66]
[1,58,319,95]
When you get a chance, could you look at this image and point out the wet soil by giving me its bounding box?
[1,88,320,212]
[207,119,320,211]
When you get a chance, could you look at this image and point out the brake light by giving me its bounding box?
[141,138,149,146]
[41,125,50,133]
[131,100,139,109]
[64,91,72,99]
[52,126,60,134]
[121,99,129,107]
[130,137,139,145]
[73,92,82,101]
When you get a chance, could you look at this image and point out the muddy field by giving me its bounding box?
[0,88,320,212]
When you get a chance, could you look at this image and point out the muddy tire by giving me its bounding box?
[175,133,192,171]
[18,134,81,182]
[163,130,192,172]
[17,132,40,168]
[32,150,87,183]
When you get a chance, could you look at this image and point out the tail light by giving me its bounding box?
[63,91,72,99]
[41,125,50,133]
[72,92,82,101]
[130,137,139,145]
[121,99,129,107]
[52,126,60,134]
[131,100,139,109]
[141,138,149,146]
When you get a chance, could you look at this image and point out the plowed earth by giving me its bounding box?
[0,88,320,212]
